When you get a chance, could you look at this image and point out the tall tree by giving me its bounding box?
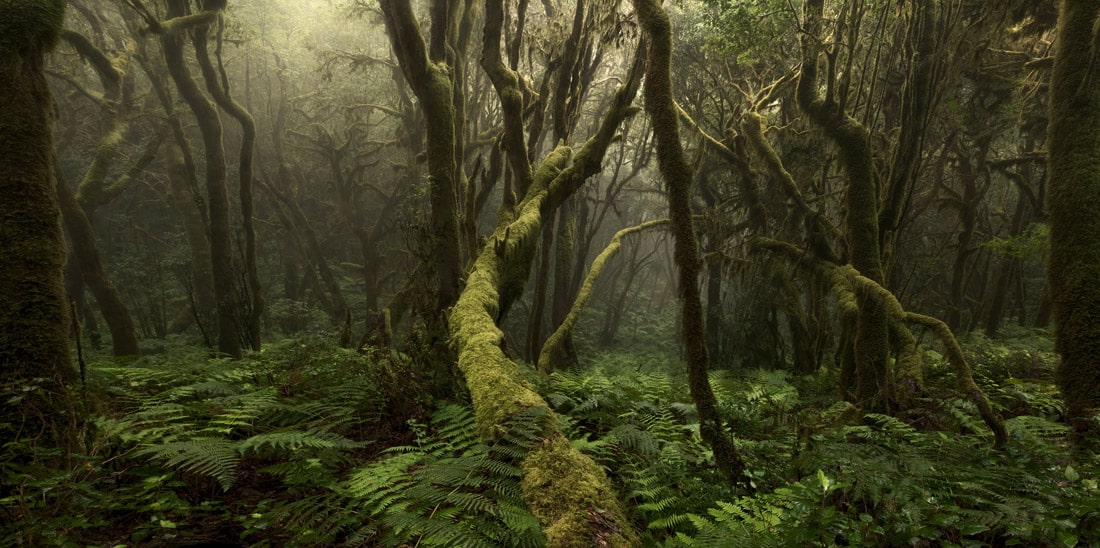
[1048,0,1100,425]
[0,0,77,447]
[157,0,241,358]
[378,0,464,315]
[632,0,748,484]
[192,18,263,350]
[53,26,142,356]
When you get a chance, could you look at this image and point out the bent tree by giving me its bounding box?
[0,0,77,448]
[1048,0,1100,425]
[448,54,647,548]
[157,0,241,358]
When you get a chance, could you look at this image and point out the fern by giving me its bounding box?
[137,439,240,491]
[345,404,547,547]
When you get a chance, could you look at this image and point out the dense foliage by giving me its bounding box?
[5,327,1098,546]
[4,0,1097,545]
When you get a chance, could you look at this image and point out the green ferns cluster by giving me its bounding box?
[6,332,1098,547]
[343,404,546,547]
[544,354,1100,547]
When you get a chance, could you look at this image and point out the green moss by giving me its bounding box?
[540,220,667,373]
[0,0,76,450]
[449,136,638,542]
[1047,0,1100,424]
[520,437,635,547]
[0,0,67,55]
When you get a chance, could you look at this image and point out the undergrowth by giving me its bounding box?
[5,331,1098,547]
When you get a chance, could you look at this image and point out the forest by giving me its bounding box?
[2,0,1099,545]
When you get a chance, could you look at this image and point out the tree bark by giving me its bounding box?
[798,0,891,411]
[0,0,77,449]
[55,172,140,356]
[632,0,749,485]
[193,20,263,351]
[379,0,463,314]
[1048,0,1100,424]
[161,0,240,358]
[448,44,645,545]
[56,29,143,356]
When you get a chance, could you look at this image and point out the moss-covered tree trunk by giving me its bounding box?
[0,0,77,448]
[55,174,140,356]
[55,30,142,356]
[137,47,216,338]
[379,0,463,315]
[193,20,263,351]
[798,0,892,411]
[1048,0,1100,424]
[161,1,240,358]
[632,0,749,484]
[448,44,646,544]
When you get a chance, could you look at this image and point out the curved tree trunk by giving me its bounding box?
[193,21,263,351]
[448,43,646,544]
[379,0,463,315]
[55,173,140,356]
[160,1,240,358]
[1048,0,1100,425]
[0,0,77,449]
[798,0,892,411]
[55,30,143,356]
[540,220,667,373]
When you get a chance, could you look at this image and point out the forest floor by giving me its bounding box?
[3,325,1098,547]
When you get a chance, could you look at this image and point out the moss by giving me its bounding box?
[1047,0,1100,424]
[634,0,748,484]
[539,220,667,373]
[0,0,76,450]
[905,312,1007,448]
[0,0,67,56]
[446,37,646,543]
[520,437,636,547]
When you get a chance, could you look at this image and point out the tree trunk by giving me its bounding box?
[193,21,263,351]
[799,0,891,411]
[448,42,646,543]
[1048,0,1100,424]
[55,174,140,356]
[379,0,463,315]
[632,0,749,484]
[161,1,240,358]
[163,140,216,339]
[0,0,77,449]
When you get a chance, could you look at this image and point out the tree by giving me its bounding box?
[1048,0,1100,425]
[0,0,77,447]
[52,24,143,356]
[631,0,749,484]
[378,0,464,316]
[157,0,241,358]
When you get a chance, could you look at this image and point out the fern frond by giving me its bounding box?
[136,439,239,491]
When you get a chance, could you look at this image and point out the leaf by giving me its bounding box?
[959,522,988,535]
[1065,465,1080,482]
[817,469,831,493]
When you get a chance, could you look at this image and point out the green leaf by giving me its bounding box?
[959,522,988,535]
[817,469,831,493]
[1065,465,1080,482]
[1056,531,1078,548]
